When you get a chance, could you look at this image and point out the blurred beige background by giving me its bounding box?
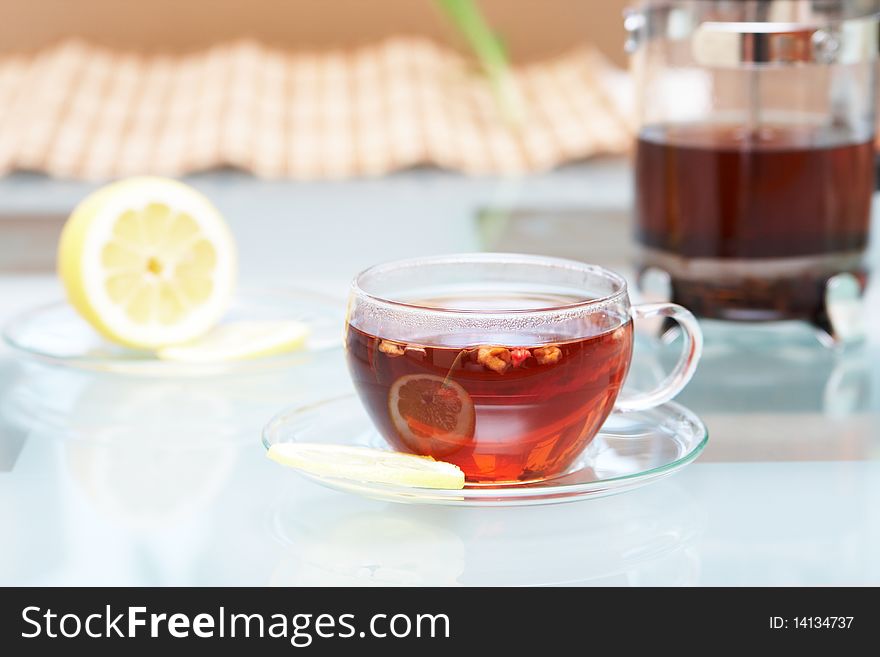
[0,0,631,66]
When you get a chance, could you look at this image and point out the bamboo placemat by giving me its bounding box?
[0,38,633,180]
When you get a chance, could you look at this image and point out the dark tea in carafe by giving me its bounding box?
[635,123,874,323]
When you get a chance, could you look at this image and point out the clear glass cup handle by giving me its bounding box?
[615,303,703,413]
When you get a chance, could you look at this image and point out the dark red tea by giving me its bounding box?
[345,295,633,483]
[635,123,873,322]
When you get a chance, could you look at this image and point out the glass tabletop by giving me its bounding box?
[0,162,878,586]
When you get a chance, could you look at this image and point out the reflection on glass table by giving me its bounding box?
[669,323,879,463]
[0,354,344,531]
[269,480,704,586]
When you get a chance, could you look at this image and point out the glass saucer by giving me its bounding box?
[2,287,343,377]
[262,394,708,507]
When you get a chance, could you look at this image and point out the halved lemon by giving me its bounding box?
[157,320,309,363]
[58,177,237,349]
[267,443,465,489]
[388,374,476,457]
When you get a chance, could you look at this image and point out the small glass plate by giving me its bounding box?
[262,394,708,507]
[2,287,343,377]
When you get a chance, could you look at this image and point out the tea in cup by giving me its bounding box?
[345,254,702,483]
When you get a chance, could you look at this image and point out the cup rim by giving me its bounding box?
[351,253,629,315]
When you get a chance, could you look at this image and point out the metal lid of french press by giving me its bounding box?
[625,2,880,66]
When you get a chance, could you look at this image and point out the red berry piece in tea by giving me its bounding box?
[510,347,530,367]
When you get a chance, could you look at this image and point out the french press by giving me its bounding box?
[625,0,879,343]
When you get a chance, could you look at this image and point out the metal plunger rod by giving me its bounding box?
[745,1,770,143]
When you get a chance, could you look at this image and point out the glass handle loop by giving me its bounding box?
[615,303,703,412]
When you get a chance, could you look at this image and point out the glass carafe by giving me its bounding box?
[625,0,878,343]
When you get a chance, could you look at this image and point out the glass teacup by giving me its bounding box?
[345,254,702,484]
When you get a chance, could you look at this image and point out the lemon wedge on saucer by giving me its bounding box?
[157,320,310,363]
[58,177,237,349]
[267,444,466,490]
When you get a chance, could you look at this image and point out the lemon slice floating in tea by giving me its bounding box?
[158,320,309,363]
[388,374,476,457]
[267,443,466,490]
[58,176,237,349]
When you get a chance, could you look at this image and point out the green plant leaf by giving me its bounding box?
[435,0,525,125]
